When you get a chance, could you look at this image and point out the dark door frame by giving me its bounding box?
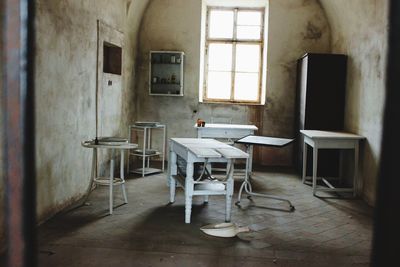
[371,1,400,266]
[1,1,399,267]
[1,0,36,266]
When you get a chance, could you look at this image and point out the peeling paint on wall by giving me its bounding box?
[34,0,129,224]
[303,21,322,40]
[134,0,330,166]
[320,0,389,206]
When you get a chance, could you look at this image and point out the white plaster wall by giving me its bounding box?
[135,0,330,165]
[34,0,129,222]
[0,0,149,251]
[125,0,151,122]
[260,0,330,164]
[319,0,389,205]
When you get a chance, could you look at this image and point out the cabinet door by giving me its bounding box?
[299,55,308,130]
[296,54,347,178]
[303,54,346,130]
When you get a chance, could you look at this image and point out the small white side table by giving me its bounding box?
[128,123,166,177]
[300,130,365,196]
[82,139,138,214]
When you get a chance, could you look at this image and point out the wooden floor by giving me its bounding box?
[37,167,373,267]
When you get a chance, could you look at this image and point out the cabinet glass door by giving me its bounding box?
[149,51,184,96]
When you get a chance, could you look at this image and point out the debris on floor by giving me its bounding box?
[200,222,250,237]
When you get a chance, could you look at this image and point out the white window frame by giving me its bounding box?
[203,6,265,104]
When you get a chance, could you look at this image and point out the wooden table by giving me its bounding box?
[168,138,248,223]
[300,130,365,196]
[235,135,295,211]
[82,139,138,214]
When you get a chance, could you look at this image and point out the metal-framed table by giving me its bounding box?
[168,138,248,223]
[82,139,138,214]
[234,135,295,211]
[300,130,365,196]
[128,123,166,177]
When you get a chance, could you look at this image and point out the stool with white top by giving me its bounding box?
[82,138,138,214]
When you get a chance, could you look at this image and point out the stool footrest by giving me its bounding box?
[94,177,125,186]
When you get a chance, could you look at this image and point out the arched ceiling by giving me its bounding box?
[318,0,388,48]
[126,0,151,51]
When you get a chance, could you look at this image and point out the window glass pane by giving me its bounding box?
[237,26,261,40]
[207,71,232,99]
[209,10,234,38]
[236,44,260,73]
[237,11,262,26]
[208,43,232,71]
[234,73,259,101]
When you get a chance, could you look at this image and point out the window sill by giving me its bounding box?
[200,100,265,106]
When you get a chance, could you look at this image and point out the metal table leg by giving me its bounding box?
[235,144,295,211]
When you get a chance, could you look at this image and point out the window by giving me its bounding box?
[203,7,265,104]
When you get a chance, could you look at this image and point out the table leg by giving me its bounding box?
[236,157,249,205]
[312,146,318,196]
[147,128,151,168]
[353,142,359,197]
[120,150,128,204]
[83,148,97,204]
[142,128,147,177]
[127,126,131,174]
[225,160,234,222]
[109,149,115,214]
[248,145,254,177]
[169,149,177,203]
[302,142,308,184]
[185,162,194,224]
[162,126,166,171]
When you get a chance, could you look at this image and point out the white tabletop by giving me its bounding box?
[194,123,258,131]
[236,135,294,147]
[130,123,165,129]
[172,138,225,145]
[81,140,138,149]
[300,130,364,140]
[171,138,248,159]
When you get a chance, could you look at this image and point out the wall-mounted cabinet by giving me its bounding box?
[149,51,184,96]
